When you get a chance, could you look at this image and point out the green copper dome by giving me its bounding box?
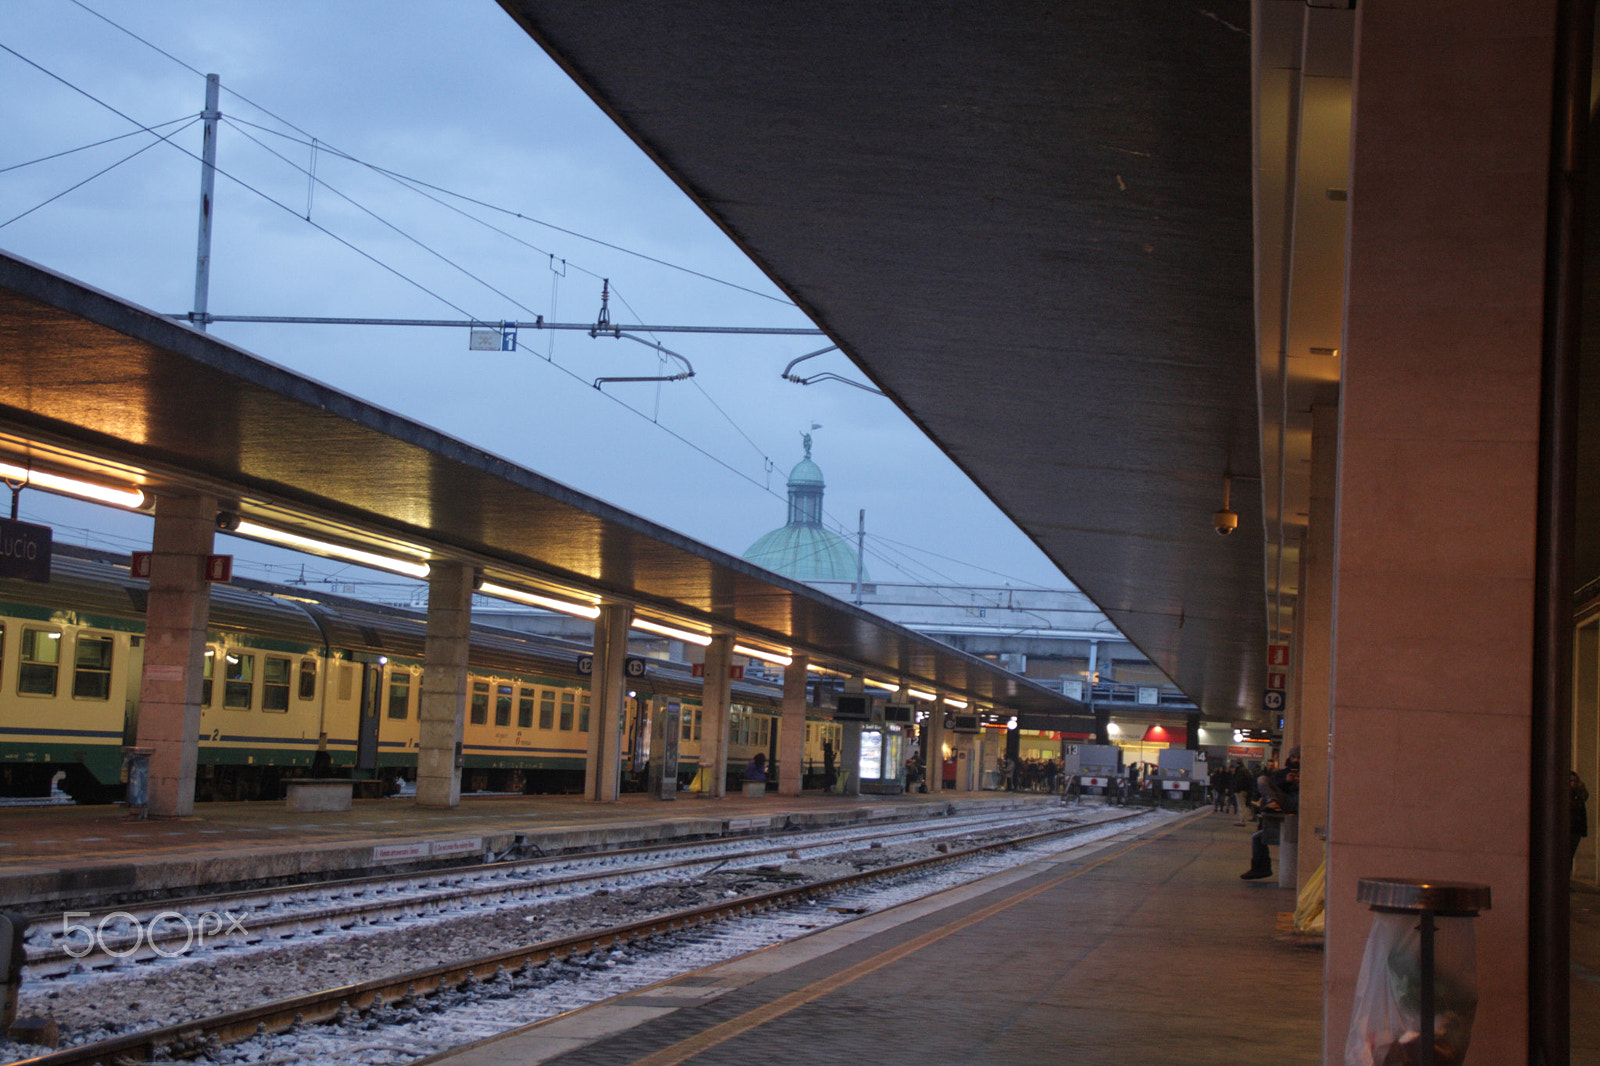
[742,439,869,583]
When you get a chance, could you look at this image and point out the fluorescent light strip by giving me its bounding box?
[478,581,600,620]
[631,618,713,647]
[943,697,969,709]
[863,677,900,692]
[232,521,431,579]
[0,462,145,510]
[734,644,793,667]
[906,688,937,702]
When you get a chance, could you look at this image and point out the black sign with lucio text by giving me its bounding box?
[0,519,50,583]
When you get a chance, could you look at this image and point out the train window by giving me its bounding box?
[693,708,703,741]
[681,712,693,742]
[387,671,411,720]
[469,681,489,725]
[579,694,590,732]
[558,692,575,731]
[517,689,534,729]
[338,662,354,701]
[203,648,215,706]
[262,656,291,712]
[72,633,114,700]
[495,685,512,727]
[298,659,317,701]
[224,652,255,710]
[538,691,555,730]
[18,628,62,696]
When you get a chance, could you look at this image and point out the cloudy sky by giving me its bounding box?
[0,0,1069,598]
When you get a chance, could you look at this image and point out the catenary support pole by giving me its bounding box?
[192,73,219,332]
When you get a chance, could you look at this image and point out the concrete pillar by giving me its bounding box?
[838,720,862,796]
[697,634,732,798]
[777,654,808,796]
[1295,403,1337,895]
[1323,3,1556,1058]
[135,492,215,818]
[924,703,944,794]
[586,604,631,802]
[416,562,471,809]
[949,733,973,793]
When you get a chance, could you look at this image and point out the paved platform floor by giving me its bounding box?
[0,789,1073,907]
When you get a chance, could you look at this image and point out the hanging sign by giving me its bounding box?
[0,519,50,583]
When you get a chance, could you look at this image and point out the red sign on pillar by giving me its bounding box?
[691,662,705,678]
[1266,671,1286,691]
[1268,643,1290,667]
[204,555,233,583]
[129,551,152,578]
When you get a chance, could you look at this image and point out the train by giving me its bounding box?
[0,545,844,803]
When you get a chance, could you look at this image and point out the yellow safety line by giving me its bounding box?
[627,815,1193,1066]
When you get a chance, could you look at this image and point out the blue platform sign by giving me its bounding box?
[0,519,50,583]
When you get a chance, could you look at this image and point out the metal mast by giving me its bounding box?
[192,73,220,332]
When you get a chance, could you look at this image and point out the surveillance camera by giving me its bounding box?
[1213,508,1238,536]
[215,510,241,532]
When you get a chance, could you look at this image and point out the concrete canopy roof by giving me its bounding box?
[499,0,1268,720]
[0,250,1079,719]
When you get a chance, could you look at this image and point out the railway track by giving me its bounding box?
[7,809,1148,1066]
[24,804,1074,980]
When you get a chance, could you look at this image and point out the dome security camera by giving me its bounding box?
[1213,508,1238,536]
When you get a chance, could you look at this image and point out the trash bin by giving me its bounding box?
[1346,877,1491,1066]
[121,746,153,818]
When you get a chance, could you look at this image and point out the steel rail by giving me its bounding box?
[24,805,1075,977]
[7,811,1142,1066]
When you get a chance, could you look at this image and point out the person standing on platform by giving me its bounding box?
[1231,761,1254,825]
[821,739,837,793]
[1573,770,1590,871]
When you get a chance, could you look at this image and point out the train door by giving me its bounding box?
[122,635,145,746]
[628,694,651,775]
[356,662,382,772]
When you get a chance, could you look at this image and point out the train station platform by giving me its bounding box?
[0,789,1073,911]
[416,812,1600,1066]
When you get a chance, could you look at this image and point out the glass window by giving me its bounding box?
[693,707,702,741]
[469,680,489,725]
[72,634,114,700]
[263,656,291,712]
[224,652,255,709]
[298,659,317,701]
[539,691,555,730]
[202,648,215,706]
[18,628,62,696]
[338,661,354,701]
[517,689,534,729]
[495,684,512,727]
[387,671,411,720]
[559,691,575,731]
[579,694,590,733]
[682,710,693,742]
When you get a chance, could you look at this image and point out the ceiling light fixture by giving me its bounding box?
[230,520,431,579]
[905,688,937,702]
[734,644,793,666]
[863,677,900,692]
[632,618,713,647]
[0,461,146,510]
[942,697,969,709]
[478,581,601,620]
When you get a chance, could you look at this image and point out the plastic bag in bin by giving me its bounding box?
[1345,912,1478,1066]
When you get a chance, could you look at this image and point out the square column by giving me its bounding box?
[1294,403,1337,894]
[777,654,809,796]
[585,604,632,802]
[923,702,944,794]
[697,634,732,797]
[135,492,215,818]
[1325,2,1558,1058]
[417,562,472,809]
